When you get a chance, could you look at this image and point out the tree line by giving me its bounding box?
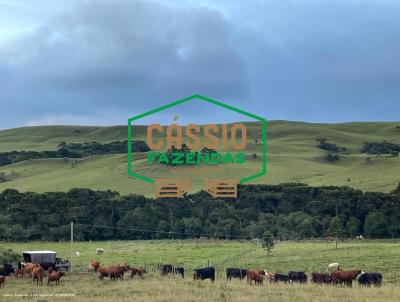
[0,183,399,242]
[0,141,150,167]
[361,141,400,156]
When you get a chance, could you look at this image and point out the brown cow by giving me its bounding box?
[98,266,111,281]
[246,270,265,285]
[110,264,128,281]
[312,272,332,285]
[25,263,37,277]
[0,275,5,288]
[91,260,101,272]
[267,272,275,283]
[131,267,146,278]
[15,268,26,278]
[331,270,361,287]
[48,271,65,285]
[32,266,44,286]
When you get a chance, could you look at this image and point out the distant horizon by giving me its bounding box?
[1,119,400,131]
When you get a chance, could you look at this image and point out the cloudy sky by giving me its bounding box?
[0,0,399,128]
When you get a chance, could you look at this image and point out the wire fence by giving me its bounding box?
[3,223,400,286]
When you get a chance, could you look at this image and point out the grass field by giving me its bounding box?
[1,240,399,301]
[0,121,399,196]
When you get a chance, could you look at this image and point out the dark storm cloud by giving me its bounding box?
[1,0,400,128]
[0,0,249,127]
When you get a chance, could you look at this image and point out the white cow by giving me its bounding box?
[326,263,340,273]
[96,248,105,254]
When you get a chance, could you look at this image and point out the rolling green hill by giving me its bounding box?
[0,121,399,196]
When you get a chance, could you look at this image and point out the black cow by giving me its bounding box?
[174,267,184,278]
[311,272,332,285]
[226,268,247,281]
[358,272,382,287]
[0,264,15,277]
[161,264,174,275]
[274,273,290,283]
[160,264,184,278]
[193,267,215,283]
[289,271,307,283]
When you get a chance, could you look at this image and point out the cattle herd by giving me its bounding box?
[0,261,383,289]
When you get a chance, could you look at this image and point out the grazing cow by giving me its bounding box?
[226,268,248,281]
[193,267,215,283]
[331,270,361,287]
[131,267,146,278]
[91,260,101,272]
[0,264,15,277]
[15,268,26,278]
[274,273,290,283]
[288,271,308,283]
[0,275,5,288]
[246,270,265,285]
[311,272,332,285]
[326,263,340,273]
[96,248,105,255]
[32,266,44,286]
[358,272,382,287]
[48,271,65,285]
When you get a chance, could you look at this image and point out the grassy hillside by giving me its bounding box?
[0,121,399,195]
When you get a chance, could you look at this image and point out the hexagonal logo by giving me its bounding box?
[127,94,267,198]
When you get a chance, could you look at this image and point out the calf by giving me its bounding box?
[0,275,5,288]
[193,267,215,283]
[48,271,65,285]
[226,268,247,281]
[311,272,332,285]
[131,267,146,278]
[15,268,26,278]
[358,272,382,287]
[288,271,307,283]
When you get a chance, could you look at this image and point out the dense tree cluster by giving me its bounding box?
[0,183,399,242]
[316,139,346,153]
[0,141,150,167]
[361,141,400,156]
